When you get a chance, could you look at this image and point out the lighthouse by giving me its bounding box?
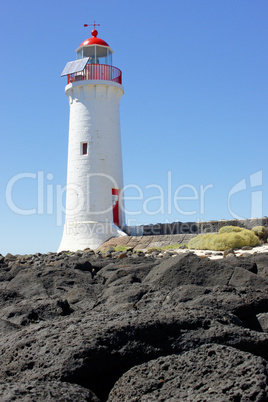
[58,26,127,252]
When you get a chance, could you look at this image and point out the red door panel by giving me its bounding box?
[112,188,119,227]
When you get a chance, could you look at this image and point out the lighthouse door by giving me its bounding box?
[112,188,119,227]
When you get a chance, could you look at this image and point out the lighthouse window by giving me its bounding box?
[82,143,88,155]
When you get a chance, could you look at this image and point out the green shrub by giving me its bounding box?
[252,226,268,242]
[188,226,259,251]
[188,233,215,250]
[219,226,244,234]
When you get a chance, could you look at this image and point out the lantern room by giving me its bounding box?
[61,29,122,85]
[76,29,113,66]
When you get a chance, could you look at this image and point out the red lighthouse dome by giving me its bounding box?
[78,30,109,48]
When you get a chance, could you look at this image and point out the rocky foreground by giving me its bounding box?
[0,249,267,401]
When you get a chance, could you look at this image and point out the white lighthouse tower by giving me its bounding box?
[58,26,126,252]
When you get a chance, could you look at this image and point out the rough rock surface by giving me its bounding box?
[0,250,267,401]
[0,381,99,402]
[109,344,268,401]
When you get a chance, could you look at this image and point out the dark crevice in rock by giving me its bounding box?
[21,311,39,326]
[60,320,214,401]
[73,261,92,272]
[230,338,268,362]
[226,270,235,286]
[57,299,73,316]
[232,298,268,332]
[61,351,142,401]
[62,349,175,401]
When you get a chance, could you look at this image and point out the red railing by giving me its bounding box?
[67,64,122,85]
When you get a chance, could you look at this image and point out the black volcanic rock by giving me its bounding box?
[0,251,267,400]
[108,344,268,401]
[143,253,235,287]
[0,380,99,401]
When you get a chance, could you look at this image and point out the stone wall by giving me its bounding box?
[99,233,196,251]
[123,217,268,236]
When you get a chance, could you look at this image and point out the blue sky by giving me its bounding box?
[0,0,267,255]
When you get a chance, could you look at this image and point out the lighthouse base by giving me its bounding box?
[58,220,127,252]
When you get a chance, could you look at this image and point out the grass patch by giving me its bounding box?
[161,243,188,250]
[147,244,188,252]
[100,245,133,253]
[188,226,260,251]
[113,245,129,252]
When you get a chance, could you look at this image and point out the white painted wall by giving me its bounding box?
[58,80,126,252]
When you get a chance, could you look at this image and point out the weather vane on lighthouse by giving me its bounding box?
[59,26,126,252]
[84,21,100,30]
